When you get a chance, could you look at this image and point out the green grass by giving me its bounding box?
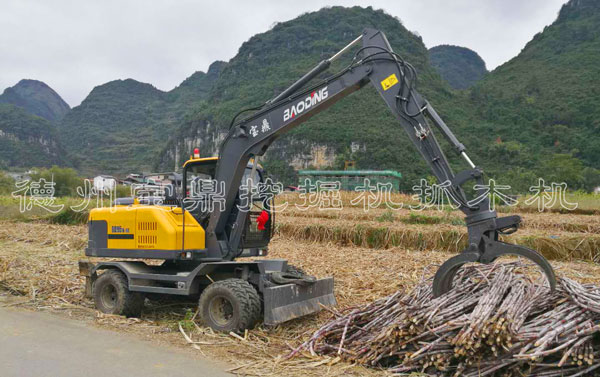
[0,195,105,223]
[500,191,600,214]
[403,213,444,225]
[400,212,465,226]
[48,208,89,225]
[375,210,395,222]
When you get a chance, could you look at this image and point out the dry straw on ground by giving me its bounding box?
[2,216,600,376]
[276,191,600,215]
[293,262,600,376]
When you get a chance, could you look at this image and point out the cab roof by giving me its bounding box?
[182,156,218,168]
[182,156,263,169]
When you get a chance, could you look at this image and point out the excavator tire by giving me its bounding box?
[93,270,144,318]
[199,279,261,332]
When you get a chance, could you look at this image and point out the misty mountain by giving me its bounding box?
[56,61,226,174]
[429,45,488,89]
[0,79,70,122]
[0,103,67,168]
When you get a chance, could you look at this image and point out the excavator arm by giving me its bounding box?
[206,28,556,296]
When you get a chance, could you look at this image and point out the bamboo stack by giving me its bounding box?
[291,262,600,376]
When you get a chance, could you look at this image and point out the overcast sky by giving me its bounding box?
[1,0,567,107]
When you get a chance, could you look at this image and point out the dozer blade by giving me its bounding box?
[263,277,336,325]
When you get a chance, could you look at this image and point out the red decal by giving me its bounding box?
[256,210,269,231]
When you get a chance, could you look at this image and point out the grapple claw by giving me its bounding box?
[433,252,480,297]
[480,241,557,291]
[432,241,557,298]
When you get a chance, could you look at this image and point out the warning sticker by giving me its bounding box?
[380,74,399,91]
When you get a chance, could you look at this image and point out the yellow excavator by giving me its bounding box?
[79,28,556,332]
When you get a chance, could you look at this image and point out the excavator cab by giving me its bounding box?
[182,156,273,253]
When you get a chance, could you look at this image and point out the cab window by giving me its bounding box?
[185,162,217,198]
[184,161,262,199]
[242,168,261,188]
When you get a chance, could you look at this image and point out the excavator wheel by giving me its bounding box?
[93,269,144,318]
[199,279,261,332]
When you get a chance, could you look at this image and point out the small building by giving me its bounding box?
[93,175,116,191]
[122,174,145,186]
[298,170,402,192]
[6,170,34,182]
[144,172,182,186]
[119,172,183,197]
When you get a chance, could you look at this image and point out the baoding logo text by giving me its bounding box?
[283,86,328,121]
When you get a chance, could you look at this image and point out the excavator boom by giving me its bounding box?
[208,28,557,296]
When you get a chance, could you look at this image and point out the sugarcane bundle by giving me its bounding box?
[291,262,600,376]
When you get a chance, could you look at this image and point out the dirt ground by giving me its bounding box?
[1,220,600,376]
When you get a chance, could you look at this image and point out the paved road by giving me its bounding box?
[0,307,232,377]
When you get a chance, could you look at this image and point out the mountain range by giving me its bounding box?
[1,0,599,191]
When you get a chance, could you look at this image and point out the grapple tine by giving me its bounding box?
[433,242,557,298]
[433,252,480,297]
[480,241,557,291]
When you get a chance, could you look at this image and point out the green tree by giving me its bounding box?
[488,141,533,168]
[541,154,585,190]
[262,159,297,187]
[497,168,538,194]
[115,184,132,198]
[31,166,84,197]
[0,172,15,194]
[582,167,600,192]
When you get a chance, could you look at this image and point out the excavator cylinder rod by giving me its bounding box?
[460,151,476,169]
[268,33,363,105]
[327,34,363,63]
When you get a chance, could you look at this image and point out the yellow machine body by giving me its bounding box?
[87,205,205,254]
[85,156,265,261]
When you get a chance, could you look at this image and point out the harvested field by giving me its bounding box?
[276,216,600,262]
[279,206,600,233]
[1,207,600,376]
[276,192,600,215]
[0,222,87,307]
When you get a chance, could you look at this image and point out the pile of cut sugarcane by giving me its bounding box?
[292,262,600,376]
